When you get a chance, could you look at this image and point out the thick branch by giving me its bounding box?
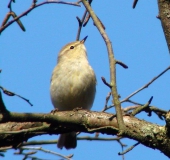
[158,0,170,53]
[0,110,169,158]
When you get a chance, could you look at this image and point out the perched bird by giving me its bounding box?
[50,36,96,149]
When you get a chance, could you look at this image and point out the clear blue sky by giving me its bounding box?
[1,1,170,160]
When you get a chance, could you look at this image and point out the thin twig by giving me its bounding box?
[10,11,26,31]
[76,0,92,40]
[124,104,167,120]
[0,136,123,152]
[150,106,167,119]
[116,60,128,69]
[123,105,138,112]
[117,139,127,148]
[1,12,11,27]
[131,96,153,116]
[15,149,53,160]
[102,92,111,112]
[83,13,90,27]
[117,139,127,160]
[126,99,167,119]
[0,1,80,34]
[0,86,33,106]
[121,66,170,103]
[78,136,122,141]
[101,77,112,88]
[14,150,37,155]
[76,11,88,40]
[132,0,138,9]
[7,0,14,11]
[20,146,72,160]
[119,142,140,155]
[103,105,113,111]
[126,99,142,105]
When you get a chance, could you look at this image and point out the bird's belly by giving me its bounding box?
[50,62,96,111]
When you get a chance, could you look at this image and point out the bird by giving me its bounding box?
[50,36,96,149]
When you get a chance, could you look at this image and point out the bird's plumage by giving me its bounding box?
[50,39,96,149]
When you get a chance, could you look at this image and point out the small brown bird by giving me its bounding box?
[50,36,96,149]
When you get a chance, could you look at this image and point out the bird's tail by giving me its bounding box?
[57,132,77,149]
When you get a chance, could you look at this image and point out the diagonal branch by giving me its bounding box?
[81,0,125,134]
[121,66,170,103]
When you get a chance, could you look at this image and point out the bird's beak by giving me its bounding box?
[80,36,88,44]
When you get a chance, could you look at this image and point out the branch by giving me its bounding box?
[118,142,140,155]
[81,0,125,134]
[132,0,139,9]
[131,96,153,116]
[121,66,170,103]
[102,92,112,112]
[76,12,87,40]
[124,103,167,120]
[0,110,169,157]
[76,0,92,40]
[0,86,33,106]
[101,77,112,89]
[18,146,72,160]
[116,60,128,69]
[0,1,80,34]
[158,0,170,53]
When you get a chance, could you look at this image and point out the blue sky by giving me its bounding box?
[1,0,170,160]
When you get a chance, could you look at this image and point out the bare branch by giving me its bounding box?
[118,142,140,155]
[102,92,112,112]
[0,110,169,157]
[1,12,11,27]
[131,96,153,116]
[82,0,126,133]
[19,146,72,160]
[76,11,88,40]
[83,13,90,27]
[7,0,14,11]
[101,77,112,88]
[124,104,167,119]
[0,1,80,34]
[121,66,170,103]
[116,60,128,69]
[132,0,139,9]
[76,0,92,40]
[0,86,33,106]
[10,11,26,31]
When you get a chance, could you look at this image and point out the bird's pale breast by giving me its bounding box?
[50,58,96,111]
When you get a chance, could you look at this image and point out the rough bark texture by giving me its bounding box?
[0,110,169,158]
[158,0,170,53]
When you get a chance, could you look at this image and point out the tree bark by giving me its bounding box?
[158,0,170,53]
[0,110,169,158]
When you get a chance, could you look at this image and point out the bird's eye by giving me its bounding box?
[70,46,74,49]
